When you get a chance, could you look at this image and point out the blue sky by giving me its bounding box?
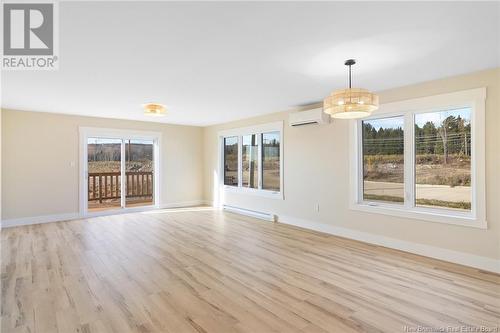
[366,107,471,130]
[366,117,404,130]
[415,107,471,127]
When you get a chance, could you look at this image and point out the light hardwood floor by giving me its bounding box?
[1,208,499,333]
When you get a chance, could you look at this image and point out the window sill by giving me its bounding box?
[349,202,487,229]
[224,185,283,199]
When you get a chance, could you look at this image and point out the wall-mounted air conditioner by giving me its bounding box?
[289,108,330,127]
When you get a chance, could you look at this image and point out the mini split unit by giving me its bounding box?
[289,108,331,127]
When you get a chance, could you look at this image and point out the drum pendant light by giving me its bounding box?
[323,59,379,119]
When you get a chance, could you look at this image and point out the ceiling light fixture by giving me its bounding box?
[143,103,167,117]
[323,59,378,119]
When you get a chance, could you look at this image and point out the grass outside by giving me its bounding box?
[88,160,153,173]
[364,154,471,186]
[363,194,471,210]
[363,153,471,210]
[224,156,280,190]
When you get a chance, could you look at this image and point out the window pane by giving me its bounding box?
[87,137,122,212]
[415,108,471,211]
[262,132,280,191]
[242,134,258,188]
[125,139,154,207]
[224,137,238,186]
[362,117,404,204]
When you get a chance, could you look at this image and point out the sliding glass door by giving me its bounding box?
[84,132,158,214]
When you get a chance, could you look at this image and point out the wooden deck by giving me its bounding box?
[1,208,499,332]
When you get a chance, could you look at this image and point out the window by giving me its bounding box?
[415,108,471,211]
[224,136,238,186]
[262,132,280,191]
[362,116,404,204]
[87,138,122,212]
[125,139,155,207]
[242,134,259,188]
[351,88,486,227]
[220,122,283,198]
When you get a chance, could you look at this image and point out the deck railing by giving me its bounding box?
[88,171,153,203]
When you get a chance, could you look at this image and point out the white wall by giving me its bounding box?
[203,68,500,263]
[1,110,204,221]
[0,108,2,229]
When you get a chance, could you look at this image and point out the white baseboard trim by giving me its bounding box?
[278,215,500,274]
[224,205,276,222]
[2,200,209,228]
[2,212,82,228]
[159,200,210,209]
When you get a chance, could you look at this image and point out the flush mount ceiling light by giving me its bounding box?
[323,59,379,119]
[143,103,167,117]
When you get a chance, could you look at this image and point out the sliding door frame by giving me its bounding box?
[79,127,162,217]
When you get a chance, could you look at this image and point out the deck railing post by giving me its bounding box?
[98,175,102,203]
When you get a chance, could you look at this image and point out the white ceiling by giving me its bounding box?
[1,1,499,126]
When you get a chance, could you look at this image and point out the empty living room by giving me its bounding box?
[1,1,499,332]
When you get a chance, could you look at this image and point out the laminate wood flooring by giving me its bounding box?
[2,208,499,333]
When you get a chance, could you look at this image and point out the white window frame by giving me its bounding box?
[79,127,162,217]
[349,88,486,228]
[218,121,284,199]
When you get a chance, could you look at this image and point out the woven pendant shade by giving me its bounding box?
[323,59,378,119]
[323,88,379,119]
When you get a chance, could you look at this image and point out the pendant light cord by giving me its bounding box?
[345,59,355,89]
[348,64,352,89]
